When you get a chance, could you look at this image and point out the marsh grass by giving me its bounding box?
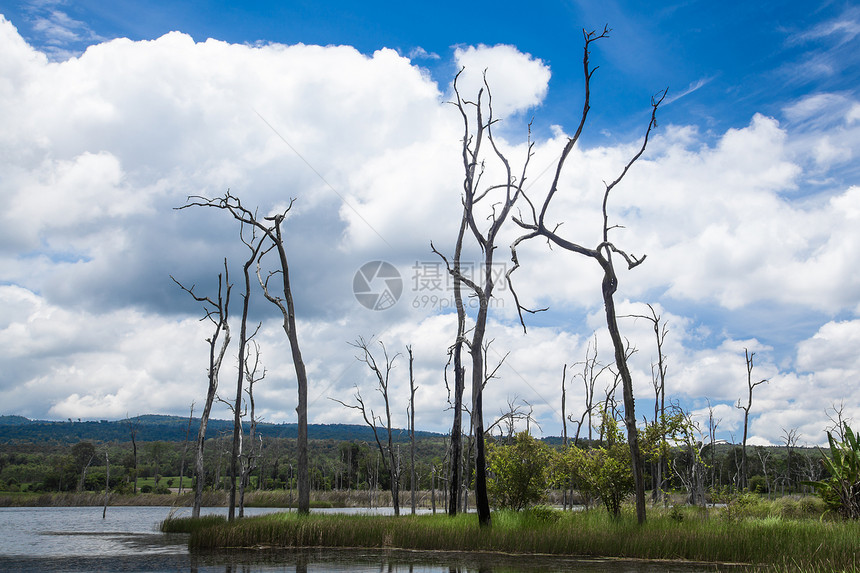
[160,514,226,533]
[183,504,860,571]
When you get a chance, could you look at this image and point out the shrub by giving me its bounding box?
[560,414,633,518]
[805,424,860,519]
[487,432,555,511]
[748,475,768,494]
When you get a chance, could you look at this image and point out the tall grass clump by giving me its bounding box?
[183,505,860,570]
[160,514,226,534]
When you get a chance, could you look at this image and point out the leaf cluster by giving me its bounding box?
[805,423,860,519]
[486,432,555,511]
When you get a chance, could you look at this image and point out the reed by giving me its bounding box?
[160,514,226,534]
[185,506,860,570]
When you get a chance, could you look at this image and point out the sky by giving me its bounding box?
[1,0,859,447]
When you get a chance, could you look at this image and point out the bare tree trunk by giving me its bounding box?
[737,348,767,490]
[507,28,665,525]
[102,448,109,519]
[446,211,468,517]
[179,192,310,515]
[125,416,139,495]
[179,404,194,496]
[602,269,647,523]
[333,338,401,515]
[259,214,310,515]
[229,228,265,521]
[172,262,232,519]
[627,304,668,504]
[408,345,417,515]
[431,69,532,527]
[240,342,265,518]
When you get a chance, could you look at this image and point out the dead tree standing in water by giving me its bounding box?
[179,192,311,514]
[431,68,534,527]
[172,262,232,518]
[332,338,402,515]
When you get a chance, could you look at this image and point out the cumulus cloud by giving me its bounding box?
[451,44,551,118]
[1,20,859,446]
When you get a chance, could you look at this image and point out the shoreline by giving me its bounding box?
[162,507,860,571]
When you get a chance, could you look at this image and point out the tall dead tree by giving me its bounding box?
[333,338,402,515]
[172,261,232,518]
[178,403,194,495]
[239,340,265,517]
[443,187,469,517]
[736,348,767,490]
[227,220,265,521]
[431,68,533,527]
[707,400,721,490]
[125,415,140,494]
[508,28,665,524]
[573,335,611,445]
[626,304,669,502]
[407,345,418,515]
[179,192,311,514]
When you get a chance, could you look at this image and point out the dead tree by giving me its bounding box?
[125,415,139,494]
[736,348,767,490]
[239,340,266,517]
[102,447,110,519]
[625,304,669,502]
[826,400,852,442]
[179,192,311,514]
[781,427,800,494]
[407,345,418,515]
[178,403,194,495]
[572,335,611,445]
[442,186,469,517]
[227,220,265,521]
[332,337,402,515]
[172,261,232,518]
[431,69,535,527]
[507,28,665,524]
[707,400,722,490]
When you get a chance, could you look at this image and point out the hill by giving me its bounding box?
[0,414,444,445]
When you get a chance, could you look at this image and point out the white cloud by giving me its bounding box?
[0,20,859,448]
[451,44,551,117]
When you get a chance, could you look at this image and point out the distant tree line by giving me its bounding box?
[0,431,827,505]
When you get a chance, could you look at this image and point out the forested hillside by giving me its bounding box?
[0,415,441,444]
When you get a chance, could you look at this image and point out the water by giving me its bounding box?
[0,506,740,572]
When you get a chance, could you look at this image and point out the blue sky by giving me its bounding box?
[1,0,859,446]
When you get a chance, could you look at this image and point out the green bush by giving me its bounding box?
[748,475,768,494]
[805,424,860,519]
[559,414,633,518]
[487,432,555,511]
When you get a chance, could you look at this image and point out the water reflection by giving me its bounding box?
[186,548,740,572]
[0,507,745,572]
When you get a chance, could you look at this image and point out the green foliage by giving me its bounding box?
[805,424,860,519]
[486,432,555,511]
[749,474,768,494]
[558,413,633,518]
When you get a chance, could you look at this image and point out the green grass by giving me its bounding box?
[179,505,860,571]
[160,514,227,533]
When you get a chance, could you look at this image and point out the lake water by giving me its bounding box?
[0,506,742,572]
